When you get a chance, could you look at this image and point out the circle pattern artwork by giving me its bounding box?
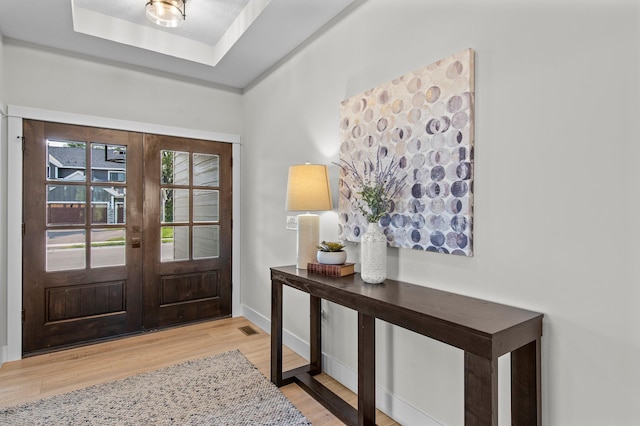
[337,48,474,256]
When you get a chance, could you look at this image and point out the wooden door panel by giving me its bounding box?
[22,120,144,354]
[143,134,232,329]
[160,271,219,304]
[46,280,125,321]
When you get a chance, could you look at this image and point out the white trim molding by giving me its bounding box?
[0,101,6,366]
[7,106,241,144]
[6,113,23,361]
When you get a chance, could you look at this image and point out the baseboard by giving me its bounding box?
[0,345,7,367]
[240,304,442,426]
[241,304,310,361]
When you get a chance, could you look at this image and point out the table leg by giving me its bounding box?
[310,295,322,375]
[511,338,541,426]
[358,312,376,426]
[464,351,498,426]
[270,279,283,386]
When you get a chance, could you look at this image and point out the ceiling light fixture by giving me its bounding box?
[146,0,186,28]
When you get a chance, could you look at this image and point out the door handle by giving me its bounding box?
[132,237,141,248]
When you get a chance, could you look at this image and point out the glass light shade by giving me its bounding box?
[285,164,332,212]
[146,0,186,28]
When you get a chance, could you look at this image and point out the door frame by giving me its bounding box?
[5,105,242,361]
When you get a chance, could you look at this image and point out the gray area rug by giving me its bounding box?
[0,350,311,425]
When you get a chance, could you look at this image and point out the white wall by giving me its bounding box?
[242,0,640,425]
[2,39,243,135]
[0,39,244,361]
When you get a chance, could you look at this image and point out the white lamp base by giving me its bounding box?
[296,213,319,269]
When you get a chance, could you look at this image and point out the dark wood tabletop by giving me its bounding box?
[271,265,543,359]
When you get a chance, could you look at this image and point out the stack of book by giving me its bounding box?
[306,262,355,277]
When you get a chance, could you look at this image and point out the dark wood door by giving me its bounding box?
[142,134,232,329]
[22,120,144,354]
[22,122,233,355]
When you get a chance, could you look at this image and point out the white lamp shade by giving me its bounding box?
[285,164,332,211]
[286,163,332,269]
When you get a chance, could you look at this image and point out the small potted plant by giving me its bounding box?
[316,241,347,265]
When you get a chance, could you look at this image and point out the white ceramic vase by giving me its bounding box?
[360,222,387,284]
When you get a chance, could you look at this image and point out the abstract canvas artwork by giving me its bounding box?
[337,48,475,256]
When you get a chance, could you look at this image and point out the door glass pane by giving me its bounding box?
[91,228,126,268]
[193,190,219,222]
[46,140,86,182]
[161,226,189,262]
[161,189,189,223]
[46,229,86,271]
[161,150,189,185]
[91,187,126,224]
[193,153,219,187]
[47,185,86,225]
[91,143,126,183]
[193,225,219,259]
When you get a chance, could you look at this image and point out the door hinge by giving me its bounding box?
[22,223,25,237]
[22,309,25,323]
[21,136,25,152]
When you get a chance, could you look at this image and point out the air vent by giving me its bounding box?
[238,325,258,336]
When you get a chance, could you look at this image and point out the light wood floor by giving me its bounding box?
[0,317,399,425]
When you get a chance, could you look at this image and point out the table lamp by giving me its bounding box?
[286,163,332,269]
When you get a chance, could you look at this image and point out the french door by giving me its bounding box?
[22,121,232,355]
[142,134,232,329]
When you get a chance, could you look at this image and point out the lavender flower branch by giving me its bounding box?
[335,152,407,223]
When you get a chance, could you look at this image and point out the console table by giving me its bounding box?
[270,265,543,426]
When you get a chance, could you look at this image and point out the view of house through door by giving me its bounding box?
[22,121,232,355]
